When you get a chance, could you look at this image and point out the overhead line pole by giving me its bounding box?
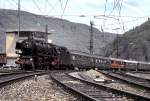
[18,0,20,38]
[90,21,94,55]
[113,28,120,58]
[45,16,48,42]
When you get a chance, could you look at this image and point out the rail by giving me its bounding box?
[0,71,48,87]
[51,71,130,101]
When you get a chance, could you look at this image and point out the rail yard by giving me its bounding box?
[0,69,149,101]
[0,0,150,100]
[0,30,150,101]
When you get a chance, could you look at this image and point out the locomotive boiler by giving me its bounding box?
[15,37,58,70]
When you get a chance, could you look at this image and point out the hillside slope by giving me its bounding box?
[0,9,116,55]
[105,19,150,61]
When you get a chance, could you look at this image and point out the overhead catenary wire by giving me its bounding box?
[102,0,108,42]
[46,0,58,13]
[60,0,69,30]
[102,0,108,26]
[0,0,149,34]
[33,0,43,13]
[11,0,30,12]
[61,0,69,19]
[5,0,18,9]
[44,0,47,14]
[59,0,63,11]
[117,0,125,33]
[108,0,120,16]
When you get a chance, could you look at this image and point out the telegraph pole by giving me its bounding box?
[18,0,20,38]
[89,21,94,55]
[113,28,120,58]
[117,33,119,58]
[45,16,48,42]
[45,24,48,42]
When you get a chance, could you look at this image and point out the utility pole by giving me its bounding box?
[101,26,105,42]
[89,21,94,55]
[117,33,119,58]
[113,28,120,58]
[45,16,48,42]
[45,24,48,42]
[18,0,20,38]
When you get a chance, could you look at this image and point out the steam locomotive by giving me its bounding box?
[15,37,71,70]
[15,37,150,71]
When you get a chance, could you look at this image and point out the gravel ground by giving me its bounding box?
[0,75,79,101]
[126,72,150,80]
[70,70,150,100]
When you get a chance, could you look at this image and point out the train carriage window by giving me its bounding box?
[91,58,93,62]
[79,55,82,58]
[99,60,101,63]
[47,44,50,48]
[75,55,79,59]
[96,59,98,63]
[72,55,75,60]
[103,60,106,63]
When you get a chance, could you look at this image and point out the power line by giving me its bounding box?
[11,0,29,12]
[6,0,18,9]
[104,0,107,16]
[102,0,108,26]
[47,0,59,12]
[102,0,108,42]
[118,0,123,16]
[61,0,69,18]
[117,0,125,33]
[96,17,147,27]
[60,0,69,30]
[32,0,43,13]
[45,0,47,14]
[108,0,119,16]
[59,0,63,10]
[47,0,60,15]
[0,12,149,20]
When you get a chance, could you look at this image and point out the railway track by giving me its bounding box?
[0,71,48,87]
[51,71,131,101]
[100,71,150,90]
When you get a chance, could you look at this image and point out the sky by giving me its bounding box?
[0,0,150,34]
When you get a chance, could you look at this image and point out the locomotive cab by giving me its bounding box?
[53,46,71,69]
[16,42,22,50]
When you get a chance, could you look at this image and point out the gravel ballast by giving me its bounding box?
[0,75,78,101]
[70,70,150,100]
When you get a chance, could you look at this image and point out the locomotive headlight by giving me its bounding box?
[30,58,33,61]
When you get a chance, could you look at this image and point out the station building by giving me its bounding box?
[5,30,51,66]
[0,30,5,54]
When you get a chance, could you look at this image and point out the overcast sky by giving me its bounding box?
[0,0,150,34]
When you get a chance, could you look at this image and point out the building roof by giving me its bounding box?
[6,29,52,35]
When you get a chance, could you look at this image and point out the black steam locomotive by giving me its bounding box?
[16,37,150,71]
[15,37,71,70]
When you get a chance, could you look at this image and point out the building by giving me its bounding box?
[0,30,6,54]
[6,30,51,66]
